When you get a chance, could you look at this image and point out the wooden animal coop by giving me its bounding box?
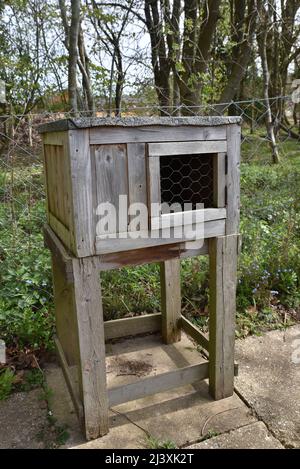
[39,117,241,440]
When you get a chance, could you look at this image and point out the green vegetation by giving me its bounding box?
[0,368,15,400]
[0,135,299,358]
[146,436,177,449]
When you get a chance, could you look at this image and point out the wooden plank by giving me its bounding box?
[44,223,208,274]
[127,143,147,232]
[43,141,72,230]
[147,156,161,225]
[94,144,128,236]
[213,153,226,208]
[208,235,239,400]
[90,126,227,145]
[151,208,226,230]
[54,335,84,425]
[181,316,209,351]
[43,131,66,146]
[226,125,241,234]
[160,259,181,344]
[96,219,226,254]
[44,224,74,283]
[148,140,226,156]
[49,213,71,250]
[108,362,209,407]
[98,241,208,271]
[72,257,109,439]
[51,252,80,368]
[68,129,95,257]
[42,144,51,223]
[104,313,161,341]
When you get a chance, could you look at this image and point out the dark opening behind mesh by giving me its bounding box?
[159,153,214,210]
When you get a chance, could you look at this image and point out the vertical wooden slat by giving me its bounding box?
[226,124,241,234]
[42,143,51,223]
[51,252,80,368]
[94,144,128,235]
[127,143,147,231]
[147,155,161,229]
[208,235,238,399]
[160,259,181,344]
[68,129,95,256]
[72,257,109,439]
[213,152,226,208]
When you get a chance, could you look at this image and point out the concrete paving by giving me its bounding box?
[187,421,284,449]
[0,389,46,448]
[235,324,300,448]
[46,333,256,449]
[2,325,299,448]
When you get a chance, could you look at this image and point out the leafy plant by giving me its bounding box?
[0,368,15,400]
[146,436,177,449]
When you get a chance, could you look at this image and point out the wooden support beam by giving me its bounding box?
[104,313,161,341]
[208,235,239,400]
[44,224,74,283]
[160,259,181,344]
[180,316,209,351]
[54,335,84,425]
[72,257,109,439]
[108,362,209,407]
[226,125,241,235]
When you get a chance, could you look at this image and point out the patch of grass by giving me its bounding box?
[202,429,220,440]
[146,436,177,449]
[0,368,15,400]
[19,369,44,392]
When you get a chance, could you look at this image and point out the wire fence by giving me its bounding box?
[0,95,299,336]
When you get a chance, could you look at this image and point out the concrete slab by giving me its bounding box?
[187,422,284,449]
[46,333,255,449]
[0,389,46,448]
[235,325,300,448]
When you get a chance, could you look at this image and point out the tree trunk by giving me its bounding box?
[257,3,280,164]
[68,0,81,115]
[218,0,257,110]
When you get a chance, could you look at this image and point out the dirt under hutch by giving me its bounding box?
[39,116,241,440]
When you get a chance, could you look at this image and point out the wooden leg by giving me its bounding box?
[72,257,109,440]
[51,253,80,367]
[208,235,238,400]
[160,259,181,344]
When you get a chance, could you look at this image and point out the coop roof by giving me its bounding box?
[38,116,241,133]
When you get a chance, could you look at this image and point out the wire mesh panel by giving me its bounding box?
[159,153,214,210]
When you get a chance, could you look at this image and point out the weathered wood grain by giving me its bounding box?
[54,335,84,425]
[148,140,226,156]
[68,129,95,256]
[180,316,209,351]
[96,219,225,254]
[213,153,226,208]
[208,235,239,399]
[94,144,128,236]
[90,126,227,145]
[151,208,226,230]
[104,313,161,341]
[160,259,181,344]
[72,257,109,439]
[226,125,241,234]
[49,213,71,252]
[108,362,209,407]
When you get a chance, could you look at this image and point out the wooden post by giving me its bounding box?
[71,257,109,439]
[208,235,238,399]
[160,259,181,344]
[51,253,80,367]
